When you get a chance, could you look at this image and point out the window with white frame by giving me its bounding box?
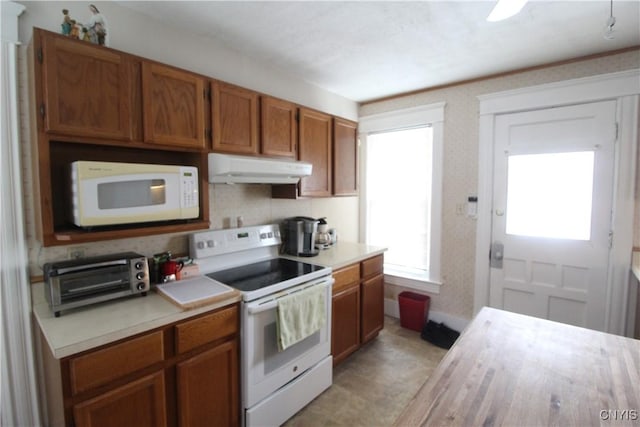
[359,103,444,291]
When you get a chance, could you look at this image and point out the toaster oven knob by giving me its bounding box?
[134,261,144,270]
[136,282,146,291]
[136,272,145,280]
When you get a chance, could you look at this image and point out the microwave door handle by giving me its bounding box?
[55,259,128,275]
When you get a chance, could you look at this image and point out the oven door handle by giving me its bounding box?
[248,300,279,314]
[246,278,334,315]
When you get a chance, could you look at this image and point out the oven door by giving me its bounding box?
[242,275,333,409]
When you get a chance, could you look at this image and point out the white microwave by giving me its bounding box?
[68,161,199,227]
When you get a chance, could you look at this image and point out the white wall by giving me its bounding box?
[361,49,640,322]
[16,1,360,277]
[17,1,358,120]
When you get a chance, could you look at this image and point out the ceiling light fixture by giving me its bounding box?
[487,0,528,22]
[603,0,616,40]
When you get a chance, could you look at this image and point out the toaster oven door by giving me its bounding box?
[53,263,133,305]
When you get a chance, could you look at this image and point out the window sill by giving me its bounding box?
[383,270,442,294]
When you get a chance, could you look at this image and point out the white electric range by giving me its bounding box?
[189,224,333,427]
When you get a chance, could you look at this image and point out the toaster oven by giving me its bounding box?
[43,252,150,317]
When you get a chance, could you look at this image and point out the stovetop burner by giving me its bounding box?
[205,258,326,293]
[190,224,332,301]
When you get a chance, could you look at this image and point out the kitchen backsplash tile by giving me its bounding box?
[23,181,357,277]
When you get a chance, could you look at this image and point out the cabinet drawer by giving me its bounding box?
[332,264,360,294]
[361,255,384,278]
[69,331,164,395]
[175,305,238,354]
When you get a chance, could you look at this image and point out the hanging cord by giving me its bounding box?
[604,0,616,40]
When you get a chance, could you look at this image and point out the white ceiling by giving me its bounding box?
[116,1,640,103]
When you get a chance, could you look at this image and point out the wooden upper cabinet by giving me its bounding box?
[40,33,132,140]
[261,96,297,158]
[212,81,259,155]
[298,108,332,197]
[333,118,358,196]
[142,62,206,149]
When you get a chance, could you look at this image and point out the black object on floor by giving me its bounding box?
[420,320,460,349]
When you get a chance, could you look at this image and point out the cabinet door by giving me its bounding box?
[177,340,239,427]
[142,62,206,149]
[333,118,358,196]
[361,274,384,344]
[332,284,361,366]
[261,96,297,158]
[212,82,259,155]
[299,108,332,197]
[41,34,132,140]
[73,371,167,427]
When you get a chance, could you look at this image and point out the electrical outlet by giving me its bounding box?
[68,247,86,259]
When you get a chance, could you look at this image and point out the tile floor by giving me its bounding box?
[284,316,449,426]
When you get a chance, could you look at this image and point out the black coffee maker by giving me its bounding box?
[282,216,319,257]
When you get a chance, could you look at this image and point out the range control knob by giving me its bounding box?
[134,261,144,270]
[136,282,146,291]
[197,241,205,250]
[136,272,145,280]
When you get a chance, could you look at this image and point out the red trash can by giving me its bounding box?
[398,291,430,332]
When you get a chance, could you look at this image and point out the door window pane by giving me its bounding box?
[505,151,594,240]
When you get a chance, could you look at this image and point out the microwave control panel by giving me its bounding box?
[180,167,199,208]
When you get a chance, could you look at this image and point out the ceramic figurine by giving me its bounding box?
[69,20,81,40]
[61,9,82,40]
[85,4,107,46]
[61,9,72,35]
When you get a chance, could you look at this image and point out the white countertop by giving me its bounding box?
[32,241,384,359]
[282,241,387,270]
[32,282,241,359]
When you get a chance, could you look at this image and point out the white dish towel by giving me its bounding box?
[276,284,326,351]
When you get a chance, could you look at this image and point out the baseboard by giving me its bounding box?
[384,297,470,333]
[384,297,401,318]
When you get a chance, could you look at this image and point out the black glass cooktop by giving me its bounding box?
[205,258,325,292]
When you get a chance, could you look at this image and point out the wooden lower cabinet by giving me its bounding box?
[177,340,239,427]
[73,371,167,427]
[331,282,361,365]
[361,274,384,344]
[38,304,239,427]
[331,254,384,366]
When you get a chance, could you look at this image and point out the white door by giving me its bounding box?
[489,100,617,331]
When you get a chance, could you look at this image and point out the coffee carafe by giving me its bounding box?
[282,216,319,257]
[315,218,332,249]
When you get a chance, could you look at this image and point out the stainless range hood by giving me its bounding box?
[208,153,312,184]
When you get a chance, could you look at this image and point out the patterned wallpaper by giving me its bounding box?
[17,43,639,323]
[362,50,640,320]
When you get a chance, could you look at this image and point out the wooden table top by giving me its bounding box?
[394,307,640,426]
